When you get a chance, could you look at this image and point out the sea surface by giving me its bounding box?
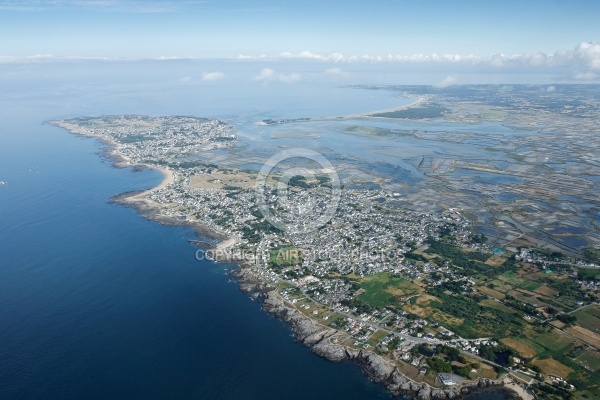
[0,61,512,399]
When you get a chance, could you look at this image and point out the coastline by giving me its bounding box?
[257,96,427,126]
[235,266,525,400]
[52,117,530,400]
[314,96,427,121]
[124,165,175,202]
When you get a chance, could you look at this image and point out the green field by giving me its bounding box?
[479,298,517,314]
[501,337,545,359]
[520,280,542,291]
[497,271,526,286]
[573,306,600,333]
[269,246,302,268]
[350,273,420,309]
[532,330,577,354]
[575,349,600,372]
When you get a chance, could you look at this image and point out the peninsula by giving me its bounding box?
[50,84,600,400]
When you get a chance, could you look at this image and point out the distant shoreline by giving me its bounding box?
[314,96,426,121]
[257,96,426,126]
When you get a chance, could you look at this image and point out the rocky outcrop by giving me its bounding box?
[232,267,274,294]
[312,339,348,362]
[259,288,509,400]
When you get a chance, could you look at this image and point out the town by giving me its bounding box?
[51,96,600,400]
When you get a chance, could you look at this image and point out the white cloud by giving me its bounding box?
[235,42,600,73]
[573,42,600,70]
[325,67,350,78]
[573,71,598,81]
[546,85,556,92]
[435,76,458,88]
[253,67,275,82]
[202,71,226,81]
[252,68,300,84]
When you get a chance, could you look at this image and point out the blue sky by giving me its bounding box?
[1,0,598,58]
[1,0,599,84]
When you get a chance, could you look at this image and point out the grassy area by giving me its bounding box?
[573,305,600,333]
[566,326,600,348]
[477,285,506,299]
[574,389,600,400]
[533,356,574,378]
[575,349,600,372]
[534,285,559,297]
[501,337,545,359]
[498,271,526,286]
[350,273,420,309]
[479,298,517,314]
[532,330,578,354]
[269,246,302,268]
[520,280,542,291]
[403,294,465,328]
[370,330,388,341]
[424,279,527,338]
[583,248,600,263]
[484,254,507,267]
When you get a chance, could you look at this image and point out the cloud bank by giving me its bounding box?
[238,42,600,75]
[2,42,599,82]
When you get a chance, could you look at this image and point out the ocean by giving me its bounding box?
[0,60,513,399]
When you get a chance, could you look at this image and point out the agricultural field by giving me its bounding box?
[347,243,600,395]
[501,337,545,359]
[349,273,421,308]
[574,348,600,372]
[534,285,559,297]
[566,326,600,348]
[531,330,578,354]
[479,298,516,314]
[573,305,600,333]
[533,356,574,379]
[477,284,506,299]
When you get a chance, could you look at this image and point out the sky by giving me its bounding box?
[1,0,600,83]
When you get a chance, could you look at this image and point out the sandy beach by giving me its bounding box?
[126,166,174,201]
[502,377,534,400]
[311,96,426,121]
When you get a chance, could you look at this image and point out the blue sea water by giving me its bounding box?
[0,61,511,400]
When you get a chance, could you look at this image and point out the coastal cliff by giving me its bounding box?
[234,266,512,400]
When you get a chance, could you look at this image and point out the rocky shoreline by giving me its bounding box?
[110,190,227,243]
[58,123,525,400]
[109,183,521,400]
[232,266,519,400]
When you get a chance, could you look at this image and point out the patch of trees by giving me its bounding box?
[470,233,488,244]
[404,251,428,262]
[437,345,466,363]
[557,314,577,325]
[531,383,573,400]
[425,241,490,271]
[427,357,452,373]
[341,297,373,315]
